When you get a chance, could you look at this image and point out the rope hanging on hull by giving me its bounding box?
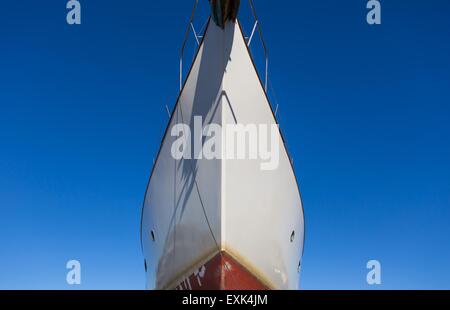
[209,0,241,29]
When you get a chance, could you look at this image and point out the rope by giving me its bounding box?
[180,0,199,58]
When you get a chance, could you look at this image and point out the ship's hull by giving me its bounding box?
[174,252,268,290]
[141,19,304,290]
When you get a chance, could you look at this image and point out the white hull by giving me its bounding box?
[141,20,304,290]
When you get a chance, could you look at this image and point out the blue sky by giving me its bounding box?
[1,1,449,290]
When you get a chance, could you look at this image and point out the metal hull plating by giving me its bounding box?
[141,20,304,290]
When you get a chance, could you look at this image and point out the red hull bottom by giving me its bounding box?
[174,251,268,290]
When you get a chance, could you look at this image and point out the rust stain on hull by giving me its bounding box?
[173,251,268,290]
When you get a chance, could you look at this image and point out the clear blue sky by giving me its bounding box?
[1,1,449,290]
